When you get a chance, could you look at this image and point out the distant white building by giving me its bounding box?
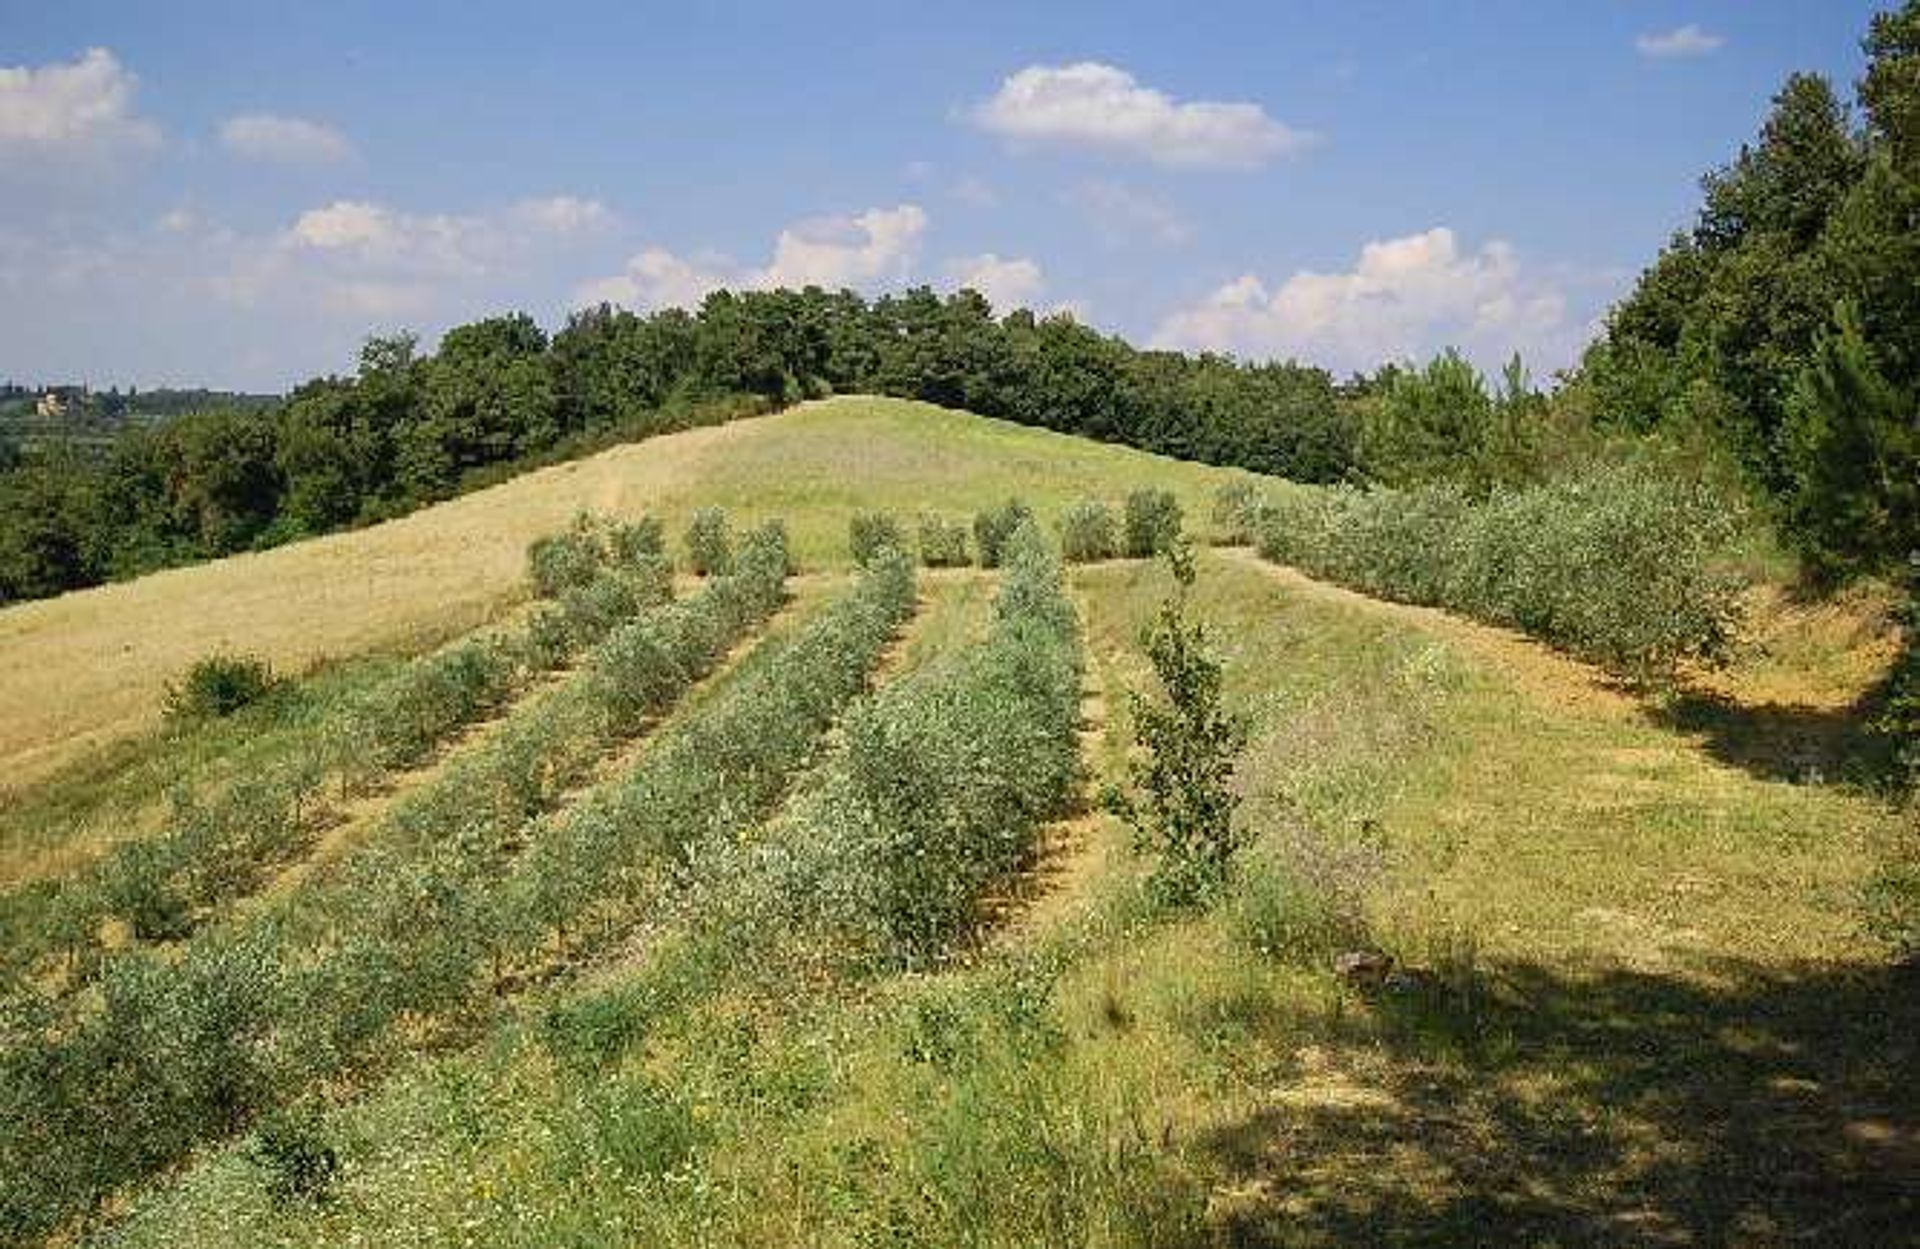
[34,388,82,418]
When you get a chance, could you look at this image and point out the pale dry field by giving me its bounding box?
[0,416,759,791]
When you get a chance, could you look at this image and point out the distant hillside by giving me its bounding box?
[0,385,279,460]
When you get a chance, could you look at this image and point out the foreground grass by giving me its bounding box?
[98,552,1914,1246]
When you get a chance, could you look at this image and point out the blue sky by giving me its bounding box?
[0,0,1888,390]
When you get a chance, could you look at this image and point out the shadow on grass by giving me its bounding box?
[1649,687,1896,791]
[1199,956,1920,1247]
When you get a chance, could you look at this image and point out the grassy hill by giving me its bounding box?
[1,396,1912,1246]
[0,397,1250,794]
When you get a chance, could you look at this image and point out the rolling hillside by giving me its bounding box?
[0,397,1249,794]
[1,396,1912,1246]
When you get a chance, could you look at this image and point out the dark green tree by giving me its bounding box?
[1784,302,1918,581]
[1105,540,1248,905]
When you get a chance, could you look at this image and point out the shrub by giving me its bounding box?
[1058,498,1117,563]
[974,499,1035,569]
[607,515,666,566]
[849,511,905,567]
[1872,564,1918,790]
[685,507,734,576]
[164,653,275,721]
[523,557,672,671]
[1211,481,1266,546]
[1104,540,1247,906]
[97,838,193,940]
[357,640,517,773]
[1123,489,1183,559]
[918,512,971,568]
[247,1106,340,1207]
[527,512,668,596]
[1862,860,1920,959]
[526,523,603,598]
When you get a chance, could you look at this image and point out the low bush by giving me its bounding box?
[527,512,668,597]
[918,512,971,568]
[849,511,905,567]
[97,838,193,941]
[1255,459,1743,680]
[1862,859,1920,959]
[685,507,734,576]
[1123,488,1183,559]
[527,525,603,598]
[1873,568,1918,789]
[607,515,666,566]
[246,1106,340,1207]
[357,640,519,775]
[974,499,1036,569]
[164,654,275,721]
[1058,498,1117,563]
[1211,481,1267,546]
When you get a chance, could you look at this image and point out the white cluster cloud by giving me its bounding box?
[0,48,160,160]
[272,201,489,314]
[943,253,1045,310]
[761,204,927,288]
[973,62,1313,168]
[286,200,404,250]
[1636,25,1725,59]
[219,113,356,165]
[1153,227,1577,373]
[212,195,611,319]
[575,203,928,310]
[573,247,734,311]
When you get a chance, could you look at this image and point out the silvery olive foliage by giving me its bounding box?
[1254,460,1743,680]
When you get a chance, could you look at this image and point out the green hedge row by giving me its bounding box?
[1248,460,1743,679]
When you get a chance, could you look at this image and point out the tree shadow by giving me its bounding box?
[1196,955,1920,1246]
[1649,687,1895,790]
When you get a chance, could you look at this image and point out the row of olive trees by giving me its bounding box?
[1238,462,1744,681]
[849,489,1184,572]
[0,524,815,1241]
[783,519,1083,969]
[0,513,672,994]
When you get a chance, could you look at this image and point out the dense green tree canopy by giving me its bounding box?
[1586,2,1920,581]
[0,285,1352,605]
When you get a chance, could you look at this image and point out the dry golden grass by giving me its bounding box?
[0,397,1239,793]
[0,418,739,790]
